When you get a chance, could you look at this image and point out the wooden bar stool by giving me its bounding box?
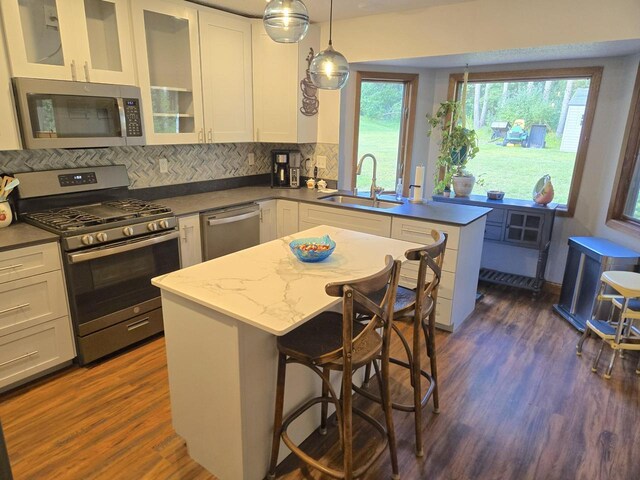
[576,271,640,378]
[266,256,402,480]
[356,230,447,457]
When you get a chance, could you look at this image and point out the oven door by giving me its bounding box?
[64,231,180,336]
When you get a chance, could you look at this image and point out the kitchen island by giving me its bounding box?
[152,225,422,479]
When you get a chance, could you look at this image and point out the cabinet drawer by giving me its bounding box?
[391,217,459,250]
[0,271,68,337]
[0,316,75,389]
[484,224,503,241]
[399,262,455,300]
[299,203,391,237]
[0,242,61,284]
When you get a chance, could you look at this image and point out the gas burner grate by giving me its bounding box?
[103,199,172,217]
[25,208,104,231]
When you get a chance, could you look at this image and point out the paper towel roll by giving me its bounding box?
[412,165,424,202]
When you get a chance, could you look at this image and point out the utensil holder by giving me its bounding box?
[0,202,13,228]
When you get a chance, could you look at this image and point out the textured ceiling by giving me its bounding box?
[187,0,474,22]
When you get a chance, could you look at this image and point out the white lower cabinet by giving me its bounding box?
[259,200,277,243]
[391,216,485,330]
[0,316,74,389]
[177,214,202,268]
[298,203,392,237]
[0,241,73,390]
[276,200,299,238]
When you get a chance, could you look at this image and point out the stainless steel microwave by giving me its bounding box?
[12,77,145,149]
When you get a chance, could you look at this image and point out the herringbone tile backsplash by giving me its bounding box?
[0,143,339,189]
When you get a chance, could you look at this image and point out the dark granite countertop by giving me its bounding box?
[0,223,59,252]
[156,186,491,227]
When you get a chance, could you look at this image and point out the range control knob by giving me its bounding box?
[81,235,95,245]
[158,219,170,229]
[122,226,134,236]
[96,232,108,243]
[147,222,159,232]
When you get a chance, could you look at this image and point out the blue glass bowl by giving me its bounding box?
[289,235,336,263]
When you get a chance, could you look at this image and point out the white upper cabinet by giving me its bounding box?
[0,28,21,150]
[75,0,135,84]
[199,9,253,143]
[131,0,204,145]
[0,0,135,84]
[252,22,319,143]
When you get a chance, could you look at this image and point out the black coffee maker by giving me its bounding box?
[271,150,301,188]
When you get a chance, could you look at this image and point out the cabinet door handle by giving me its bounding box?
[0,263,23,271]
[0,350,38,368]
[207,129,213,143]
[181,225,194,241]
[83,61,90,82]
[402,228,428,236]
[127,318,150,331]
[70,60,77,81]
[0,303,30,315]
[198,129,204,143]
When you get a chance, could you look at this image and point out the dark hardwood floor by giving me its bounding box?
[1,286,638,480]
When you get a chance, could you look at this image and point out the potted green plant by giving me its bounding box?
[426,99,480,197]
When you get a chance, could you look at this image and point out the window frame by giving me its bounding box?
[351,71,419,195]
[607,63,640,236]
[447,66,603,217]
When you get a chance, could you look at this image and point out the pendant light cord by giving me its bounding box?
[329,0,333,46]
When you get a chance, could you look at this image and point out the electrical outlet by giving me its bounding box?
[316,155,327,169]
[158,158,168,174]
[43,5,59,28]
[248,153,255,166]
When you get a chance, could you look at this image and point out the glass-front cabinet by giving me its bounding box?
[0,0,135,84]
[131,0,203,144]
[0,28,21,150]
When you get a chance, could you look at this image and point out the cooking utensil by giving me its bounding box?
[0,177,18,201]
[2,178,19,198]
[0,177,10,200]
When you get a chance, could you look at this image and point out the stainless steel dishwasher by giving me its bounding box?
[201,203,261,260]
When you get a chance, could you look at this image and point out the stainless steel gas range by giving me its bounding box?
[15,166,180,365]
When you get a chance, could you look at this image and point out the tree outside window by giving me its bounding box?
[449,67,602,215]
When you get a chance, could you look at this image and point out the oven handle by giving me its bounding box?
[67,231,180,264]
[207,209,260,226]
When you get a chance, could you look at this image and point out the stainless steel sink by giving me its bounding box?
[318,194,403,210]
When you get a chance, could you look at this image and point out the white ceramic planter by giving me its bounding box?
[452,175,475,197]
[0,202,12,228]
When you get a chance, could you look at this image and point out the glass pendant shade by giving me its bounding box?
[263,0,309,43]
[309,45,350,90]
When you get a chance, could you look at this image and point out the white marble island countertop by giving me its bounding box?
[152,225,421,335]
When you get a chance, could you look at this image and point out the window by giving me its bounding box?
[352,72,418,194]
[608,64,640,233]
[449,67,602,215]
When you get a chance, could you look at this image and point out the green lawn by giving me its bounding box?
[357,119,579,204]
[470,128,576,205]
[356,116,402,192]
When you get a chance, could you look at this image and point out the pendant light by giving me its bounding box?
[263,0,309,43]
[309,0,349,90]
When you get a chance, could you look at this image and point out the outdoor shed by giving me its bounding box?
[560,88,588,152]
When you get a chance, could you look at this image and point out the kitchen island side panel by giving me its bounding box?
[161,291,245,479]
[161,290,323,479]
[451,216,487,329]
